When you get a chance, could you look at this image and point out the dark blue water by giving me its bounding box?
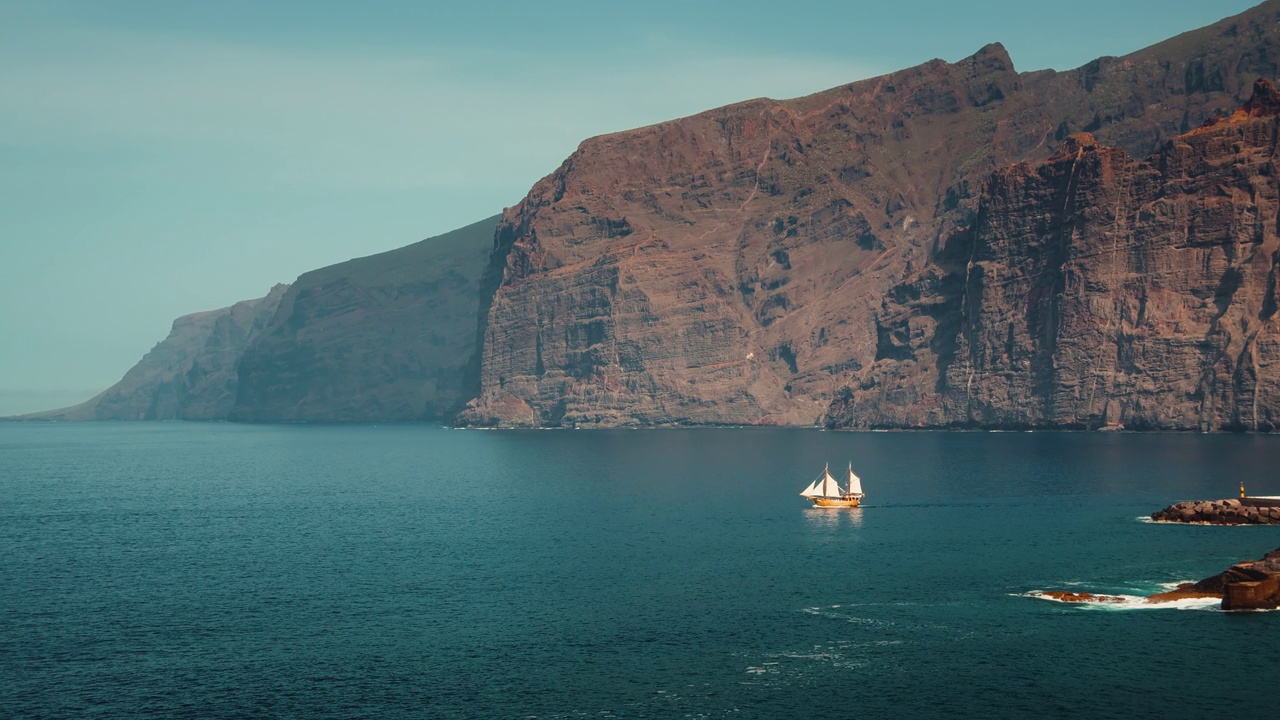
[2,424,1278,719]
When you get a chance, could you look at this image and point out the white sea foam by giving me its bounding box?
[1139,515,1274,527]
[1017,590,1222,611]
[800,606,885,625]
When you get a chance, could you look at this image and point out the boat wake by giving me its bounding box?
[800,604,890,626]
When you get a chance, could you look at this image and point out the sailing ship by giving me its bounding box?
[800,463,864,507]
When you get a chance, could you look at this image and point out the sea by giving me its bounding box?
[2,423,1278,719]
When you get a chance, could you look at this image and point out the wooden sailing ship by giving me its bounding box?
[800,463,864,507]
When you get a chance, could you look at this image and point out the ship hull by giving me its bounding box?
[810,497,861,508]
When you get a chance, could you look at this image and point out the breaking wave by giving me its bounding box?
[1016,590,1223,611]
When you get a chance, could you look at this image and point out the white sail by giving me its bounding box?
[801,465,844,498]
[847,465,863,495]
[799,477,825,497]
[821,469,842,498]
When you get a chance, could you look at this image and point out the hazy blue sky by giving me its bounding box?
[0,0,1261,414]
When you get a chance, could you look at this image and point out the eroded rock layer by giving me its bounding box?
[462,1,1280,427]
[831,79,1280,430]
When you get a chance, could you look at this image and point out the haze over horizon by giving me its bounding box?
[0,0,1261,415]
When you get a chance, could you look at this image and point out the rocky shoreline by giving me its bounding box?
[1150,498,1280,525]
[1190,548,1280,610]
[1037,547,1280,611]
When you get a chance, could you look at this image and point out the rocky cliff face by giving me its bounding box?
[27,4,1280,428]
[28,284,289,420]
[830,79,1280,430]
[461,0,1280,427]
[231,216,498,421]
[25,215,495,423]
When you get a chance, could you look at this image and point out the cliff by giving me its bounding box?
[26,3,1280,428]
[460,1,1280,427]
[230,216,498,421]
[830,78,1280,430]
[25,284,289,420]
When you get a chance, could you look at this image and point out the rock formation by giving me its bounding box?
[1209,547,1280,610]
[1158,546,1280,610]
[231,216,498,421]
[1150,496,1280,524]
[461,0,1280,427]
[25,284,289,420]
[1034,547,1280,611]
[828,77,1280,429]
[24,2,1280,428]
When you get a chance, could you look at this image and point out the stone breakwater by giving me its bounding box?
[1150,498,1280,525]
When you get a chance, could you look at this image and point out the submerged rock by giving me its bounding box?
[1035,591,1128,604]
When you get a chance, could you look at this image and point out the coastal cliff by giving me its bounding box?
[461,1,1280,427]
[829,78,1280,430]
[21,216,496,424]
[230,216,498,422]
[24,2,1280,428]
[25,284,289,420]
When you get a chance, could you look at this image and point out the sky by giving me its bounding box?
[0,0,1263,415]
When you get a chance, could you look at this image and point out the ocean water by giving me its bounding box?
[2,423,1278,719]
